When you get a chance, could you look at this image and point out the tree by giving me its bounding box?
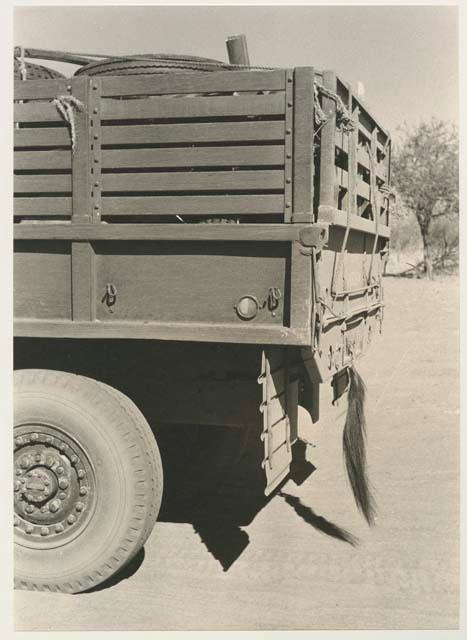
[392,119,458,278]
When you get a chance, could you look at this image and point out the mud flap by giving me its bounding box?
[259,348,299,496]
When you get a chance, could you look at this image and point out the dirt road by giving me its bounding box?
[15,276,459,630]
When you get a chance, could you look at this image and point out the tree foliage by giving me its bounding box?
[392,119,458,277]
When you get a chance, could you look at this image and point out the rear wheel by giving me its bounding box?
[14,369,163,593]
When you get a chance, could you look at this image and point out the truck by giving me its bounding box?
[13,36,391,593]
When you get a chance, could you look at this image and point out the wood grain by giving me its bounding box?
[101,94,285,121]
[100,70,287,97]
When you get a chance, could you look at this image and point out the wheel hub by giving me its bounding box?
[14,426,95,548]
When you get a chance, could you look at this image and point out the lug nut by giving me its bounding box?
[49,500,61,514]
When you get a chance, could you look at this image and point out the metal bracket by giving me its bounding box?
[298,224,329,254]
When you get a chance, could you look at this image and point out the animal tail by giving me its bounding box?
[343,365,377,526]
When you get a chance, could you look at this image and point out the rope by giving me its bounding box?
[52,95,85,153]
[315,84,355,133]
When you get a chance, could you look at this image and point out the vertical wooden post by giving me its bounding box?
[318,70,337,212]
[289,67,314,339]
[70,75,95,321]
[348,97,358,217]
[226,35,250,65]
[70,76,91,223]
[291,67,314,223]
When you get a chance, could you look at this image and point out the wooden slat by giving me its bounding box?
[14,102,63,123]
[357,180,370,200]
[318,205,390,239]
[14,174,71,192]
[14,223,305,242]
[100,70,287,97]
[102,145,284,169]
[14,127,71,147]
[14,197,72,216]
[102,170,284,192]
[14,79,70,101]
[14,150,71,171]
[14,318,310,346]
[102,121,285,145]
[101,195,284,216]
[101,94,285,121]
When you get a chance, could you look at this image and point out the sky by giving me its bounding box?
[13,4,458,142]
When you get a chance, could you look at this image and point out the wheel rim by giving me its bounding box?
[14,424,96,550]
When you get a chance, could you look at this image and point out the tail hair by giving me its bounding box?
[343,365,377,526]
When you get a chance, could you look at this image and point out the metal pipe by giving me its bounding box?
[226,34,250,65]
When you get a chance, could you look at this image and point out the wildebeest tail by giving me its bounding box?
[343,365,377,526]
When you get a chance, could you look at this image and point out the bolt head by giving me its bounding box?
[15,437,24,447]
[70,455,78,465]
[46,436,53,444]
[15,469,22,476]
[58,478,69,490]
[59,492,67,500]
[25,504,34,514]
[79,487,88,496]
[67,514,76,525]
[75,502,85,512]
[49,500,61,514]
[13,516,20,527]
[40,527,49,536]
[77,469,85,479]
[55,523,64,533]
[14,480,21,492]
[26,524,34,534]
[31,433,39,441]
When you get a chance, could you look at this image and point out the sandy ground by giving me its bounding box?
[15,275,459,631]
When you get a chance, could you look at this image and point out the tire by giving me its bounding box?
[14,369,163,593]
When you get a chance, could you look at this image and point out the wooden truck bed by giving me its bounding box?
[14,65,391,378]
